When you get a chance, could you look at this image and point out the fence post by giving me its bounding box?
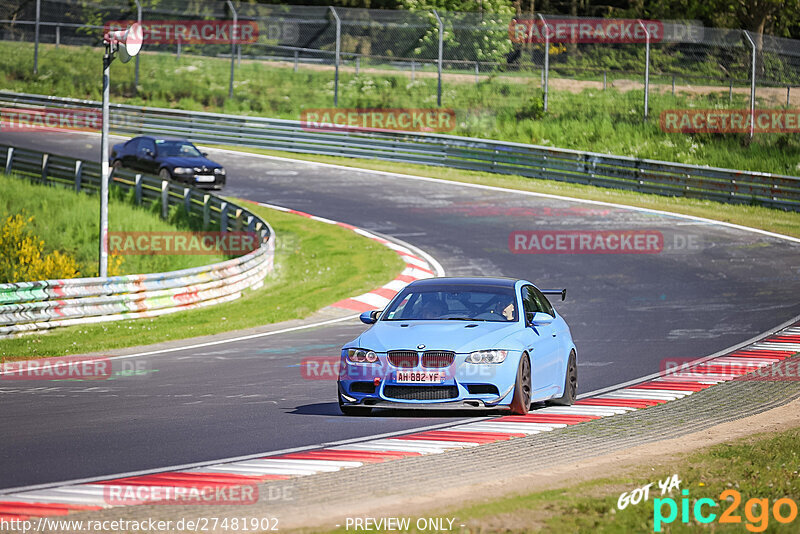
[743,30,757,140]
[355,56,360,75]
[74,160,83,192]
[638,20,650,119]
[220,201,229,232]
[203,194,210,229]
[5,147,13,173]
[34,0,40,75]
[672,75,675,96]
[433,10,443,107]
[603,70,607,90]
[134,174,142,204]
[411,60,416,82]
[329,6,341,107]
[134,0,141,93]
[41,153,49,183]
[226,0,237,99]
[55,24,60,48]
[161,180,169,219]
[475,62,479,83]
[787,86,791,107]
[183,187,191,214]
[293,50,298,72]
[177,36,181,59]
[537,13,549,112]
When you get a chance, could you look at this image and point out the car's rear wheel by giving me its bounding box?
[338,394,371,416]
[509,352,532,415]
[549,351,577,406]
[112,160,123,172]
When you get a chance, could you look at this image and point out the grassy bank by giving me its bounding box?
[0,173,223,278]
[314,425,800,533]
[0,202,404,359]
[207,144,800,239]
[1,41,798,175]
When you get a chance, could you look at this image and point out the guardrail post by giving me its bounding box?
[246,215,255,233]
[34,0,40,75]
[220,201,229,232]
[183,187,191,214]
[203,194,211,229]
[134,174,142,204]
[233,208,243,231]
[433,10,443,107]
[538,13,549,112]
[226,0,237,99]
[638,20,650,119]
[74,160,83,192]
[743,30,757,140]
[329,6,341,107]
[5,147,13,174]
[160,180,169,219]
[41,153,49,183]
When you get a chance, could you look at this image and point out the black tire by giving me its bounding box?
[159,168,172,181]
[549,351,577,406]
[112,160,123,171]
[509,352,532,415]
[338,394,371,416]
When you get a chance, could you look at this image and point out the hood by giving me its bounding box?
[160,156,221,169]
[355,320,520,354]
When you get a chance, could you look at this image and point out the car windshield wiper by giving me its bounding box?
[446,317,487,321]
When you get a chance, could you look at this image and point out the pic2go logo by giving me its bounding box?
[654,489,799,532]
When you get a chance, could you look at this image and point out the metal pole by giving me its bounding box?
[355,56,359,75]
[330,7,340,107]
[177,36,181,59]
[538,13,549,112]
[411,60,415,82]
[671,75,675,96]
[226,0,237,99]
[55,24,60,48]
[787,86,791,108]
[743,30,756,140]
[433,10,443,107]
[99,44,112,278]
[475,62,479,83]
[134,0,141,91]
[638,20,650,119]
[34,0,40,74]
[603,70,607,90]
[294,50,298,72]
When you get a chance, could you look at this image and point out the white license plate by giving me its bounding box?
[195,175,215,183]
[396,371,445,383]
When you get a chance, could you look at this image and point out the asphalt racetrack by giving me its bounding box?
[2,130,799,490]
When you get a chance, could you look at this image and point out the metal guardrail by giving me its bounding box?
[0,143,275,338]
[1,91,799,211]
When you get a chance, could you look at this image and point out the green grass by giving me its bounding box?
[0,202,404,359]
[0,173,222,278]
[205,144,800,239]
[1,41,799,176]
[312,426,800,533]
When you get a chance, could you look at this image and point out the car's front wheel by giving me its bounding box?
[159,168,172,181]
[509,352,532,415]
[548,351,577,406]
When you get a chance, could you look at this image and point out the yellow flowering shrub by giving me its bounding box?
[0,213,81,282]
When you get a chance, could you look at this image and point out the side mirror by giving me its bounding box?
[527,311,554,326]
[359,310,381,324]
[202,151,209,157]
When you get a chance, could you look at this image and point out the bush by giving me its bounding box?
[516,90,545,121]
[0,213,81,283]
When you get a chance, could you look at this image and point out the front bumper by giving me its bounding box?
[337,351,520,409]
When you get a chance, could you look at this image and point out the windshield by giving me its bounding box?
[383,285,518,322]
[155,140,203,158]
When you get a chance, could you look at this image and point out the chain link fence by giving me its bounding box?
[2,1,800,134]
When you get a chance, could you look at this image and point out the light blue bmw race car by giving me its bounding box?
[337,277,577,415]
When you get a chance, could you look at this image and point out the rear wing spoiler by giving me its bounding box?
[541,289,567,301]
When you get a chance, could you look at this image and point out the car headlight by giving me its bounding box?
[466,350,508,364]
[214,168,226,175]
[347,348,379,364]
[173,167,192,174]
